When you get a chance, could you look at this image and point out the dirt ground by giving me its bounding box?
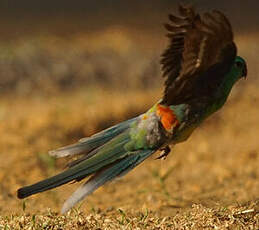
[0,84,258,229]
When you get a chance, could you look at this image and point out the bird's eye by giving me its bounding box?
[235,61,243,68]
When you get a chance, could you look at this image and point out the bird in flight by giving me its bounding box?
[17,5,247,214]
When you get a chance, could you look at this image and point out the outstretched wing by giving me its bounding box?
[161,5,236,105]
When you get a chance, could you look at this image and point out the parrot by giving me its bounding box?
[17,5,247,214]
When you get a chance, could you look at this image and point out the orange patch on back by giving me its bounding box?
[156,104,179,131]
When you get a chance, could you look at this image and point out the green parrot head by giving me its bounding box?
[233,56,247,80]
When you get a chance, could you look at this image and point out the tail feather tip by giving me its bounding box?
[17,188,27,199]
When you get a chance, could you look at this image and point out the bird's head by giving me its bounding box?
[233,56,247,79]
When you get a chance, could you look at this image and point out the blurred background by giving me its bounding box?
[0,0,258,216]
[0,0,258,94]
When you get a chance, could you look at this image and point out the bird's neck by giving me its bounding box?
[203,71,239,118]
[215,70,239,106]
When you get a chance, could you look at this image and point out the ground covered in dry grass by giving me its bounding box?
[1,203,258,229]
[0,84,258,229]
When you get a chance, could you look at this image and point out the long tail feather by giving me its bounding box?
[49,117,137,158]
[17,131,131,199]
[61,149,155,213]
[17,115,156,214]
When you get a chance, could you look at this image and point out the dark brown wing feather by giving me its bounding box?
[161,5,237,105]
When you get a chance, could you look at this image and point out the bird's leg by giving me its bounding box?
[156,145,171,160]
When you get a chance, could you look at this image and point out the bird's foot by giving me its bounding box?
[156,146,171,160]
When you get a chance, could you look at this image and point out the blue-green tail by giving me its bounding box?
[17,117,155,212]
[49,117,137,158]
